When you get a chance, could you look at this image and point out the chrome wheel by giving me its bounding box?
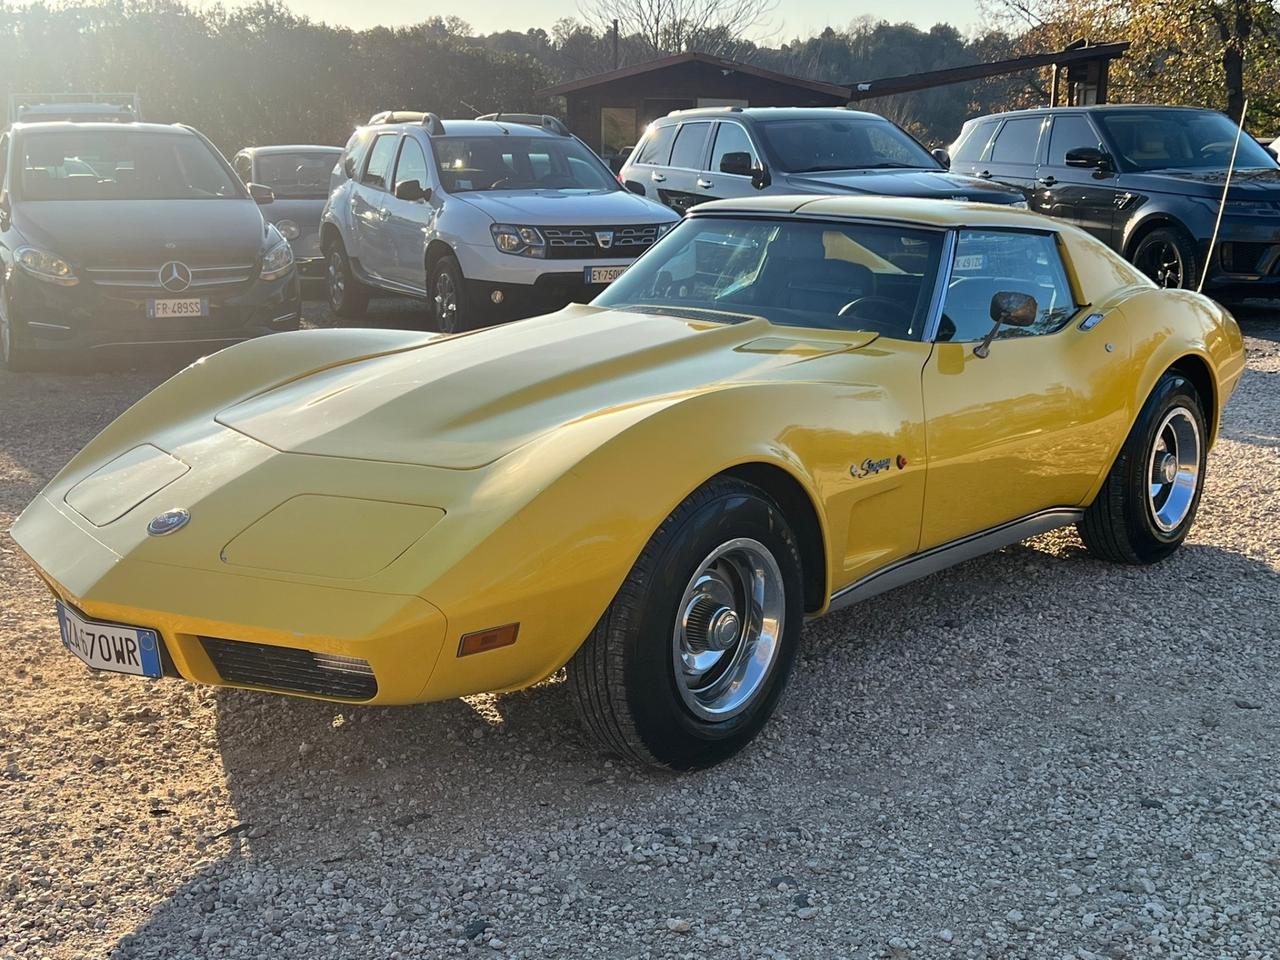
[434,270,458,330]
[1136,239,1184,288]
[1147,406,1201,532]
[672,537,785,722]
[327,250,345,307]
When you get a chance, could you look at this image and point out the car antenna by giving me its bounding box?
[1199,98,1249,293]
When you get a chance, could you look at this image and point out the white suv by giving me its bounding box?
[321,113,679,332]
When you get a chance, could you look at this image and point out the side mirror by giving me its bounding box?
[394,179,430,202]
[974,291,1038,358]
[719,151,754,177]
[750,163,772,190]
[247,182,275,205]
[624,180,646,196]
[1064,147,1109,170]
[1268,145,1279,161]
[343,155,357,179]
[931,147,951,169]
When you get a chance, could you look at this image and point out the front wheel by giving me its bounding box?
[429,254,473,334]
[568,478,805,769]
[1131,227,1198,290]
[1078,372,1207,564]
[0,285,37,372]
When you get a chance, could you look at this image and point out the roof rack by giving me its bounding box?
[665,105,744,117]
[475,113,571,137]
[367,111,446,135]
[8,92,140,126]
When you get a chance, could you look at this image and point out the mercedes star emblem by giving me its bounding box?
[158,261,193,293]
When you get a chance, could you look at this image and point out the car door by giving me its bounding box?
[978,116,1046,201]
[350,132,400,281]
[1032,113,1120,246]
[383,134,435,292]
[695,120,763,203]
[658,121,714,214]
[920,227,1127,548]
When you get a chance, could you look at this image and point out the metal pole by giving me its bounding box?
[1199,97,1248,293]
[612,19,619,69]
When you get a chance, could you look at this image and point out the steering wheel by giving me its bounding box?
[837,296,914,331]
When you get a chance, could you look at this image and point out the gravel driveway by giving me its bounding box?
[2,296,1278,960]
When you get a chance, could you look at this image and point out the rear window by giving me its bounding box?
[989,118,1043,164]
[952,121,996,163]
[255,151,338,198]
[635,123,677,165]
[17,130,242,201]
[669,122,712,169]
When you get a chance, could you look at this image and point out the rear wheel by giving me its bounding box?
[325,241,370,318]
[1078,372,1207,564]
[1131,227,1198,290]
[568,477,805,769]
[429,254,473,334]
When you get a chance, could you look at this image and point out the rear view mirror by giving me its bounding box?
[1064,147,1109,170]
[974,291,1038,358]
[247,182,275,205]
[720,151,754,177]
[394,179,429,202]
[931,147,951,169]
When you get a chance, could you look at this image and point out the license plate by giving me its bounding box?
[147,298,208,319]
[954,254,986,272]
[56,601,163,678]
[585,265,627,285]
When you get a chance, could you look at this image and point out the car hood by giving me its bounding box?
[1123,166,1280,199]
[13,199,267,266]
[783,169,1025,204]
[215,305,878,469]
[454,189,677,225]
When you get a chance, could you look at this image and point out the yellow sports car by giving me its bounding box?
[12,196,1246,768]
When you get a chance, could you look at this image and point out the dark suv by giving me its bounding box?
[948,105,1280,298]
[0,121,300,370]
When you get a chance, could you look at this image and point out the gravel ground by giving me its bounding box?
[2,296,1278,960]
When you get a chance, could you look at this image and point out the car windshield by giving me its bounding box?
[755,118,940,174]
[1096,110,1278,171]
[18,130,243,201]
[594,216,945,340]
[254,151,338,198]
[433,135,619,193]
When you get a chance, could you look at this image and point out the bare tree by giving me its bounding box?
[577,0,778,58]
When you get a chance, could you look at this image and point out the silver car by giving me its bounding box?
[232,145,341,278]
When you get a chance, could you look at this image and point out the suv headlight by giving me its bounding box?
[1008,199,1029,210]
[490,224,547,258]
[260,228,295,280]
[15,246,78,285]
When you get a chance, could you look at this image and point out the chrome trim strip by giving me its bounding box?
[28,320,72,331]
[825,508,1084,613]
[922,228,957,343]
[89,337,247,349]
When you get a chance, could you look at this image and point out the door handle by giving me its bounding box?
[650,172,666,182]
[1038,175,1058,186]
[696,178,714,189]
[977,169,992,179]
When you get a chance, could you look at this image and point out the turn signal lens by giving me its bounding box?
[457,623,519,657]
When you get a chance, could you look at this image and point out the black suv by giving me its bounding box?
[948,105,1280,298]
[0,121,301,370]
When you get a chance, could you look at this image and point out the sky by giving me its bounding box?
[271,0,980,37]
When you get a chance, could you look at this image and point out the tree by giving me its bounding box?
[576,0,778,59]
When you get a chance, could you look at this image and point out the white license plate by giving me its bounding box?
[585,265,627,285]
[954,254,986,272]
[148,298,207,319]
[56,601,163,678]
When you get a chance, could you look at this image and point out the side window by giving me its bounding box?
[1046,115,1101,167]
[0,134,9,191]
[232,153,252,184]
[393,137,429,191]
[989,118,1044,164]
[951,121,996,164]
[710,122,757,173]
[362,134,399,190]
[939,230,1078,343]
[339,129,370,180]
[635,124,677,165]
[669,122,712,170]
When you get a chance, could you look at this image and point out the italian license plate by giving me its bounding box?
[147,298,208,319]
[954,254,986,272]
[56,601,163,678]
[585,265,627,285]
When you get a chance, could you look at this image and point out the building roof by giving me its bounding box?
[540,52,853,100]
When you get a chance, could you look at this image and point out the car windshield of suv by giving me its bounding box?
[594,216,945,340]
[18,130,242,201]
[433,136,618,193]
[755,118,940,174]
[254,152,338,198]
[1096,110,1278,171]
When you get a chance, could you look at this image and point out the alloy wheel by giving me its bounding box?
[434,271,458,331]
[1137,240,1184,288]
[1146,406,1201,532]
[327,250,345,308]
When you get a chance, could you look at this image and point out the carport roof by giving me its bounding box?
[539,52,853,100]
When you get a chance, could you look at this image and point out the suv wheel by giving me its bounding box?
[325,242,370,318]
[0,286,36,373]
[430,254,472,334]
[1131,227,1198,290]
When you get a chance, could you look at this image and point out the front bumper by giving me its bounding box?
[1199,218,1280,300]
[8,268,302,354]
[465,272,616,321]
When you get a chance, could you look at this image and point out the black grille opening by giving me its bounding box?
[543,224,663,260]
[200,636,378,700]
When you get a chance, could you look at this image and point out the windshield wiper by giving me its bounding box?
[793,162,925,173]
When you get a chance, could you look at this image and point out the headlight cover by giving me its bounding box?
[490,223,547,258]
[1008,199,1030,210]
[275,218,301,240]
[15,246,78,285]
[656,221,678,237]
[260,228,295,280]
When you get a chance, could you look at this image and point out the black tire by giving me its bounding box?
[1130,226,1199,290]
[325,241,370,318]
[429,254,473,334]
[1078,372,1208,564]
[0,285,37,373]
[568,477,805,769]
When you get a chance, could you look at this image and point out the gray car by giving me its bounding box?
[232,145,341,278]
